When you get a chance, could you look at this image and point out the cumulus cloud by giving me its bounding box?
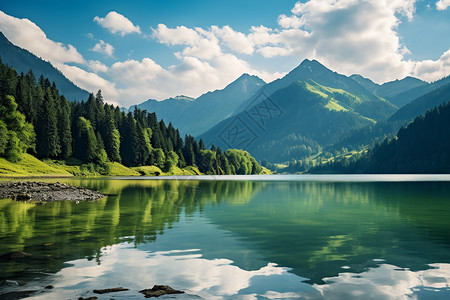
[413,49,450,82]
[152,24,202,45]
[277,14,303,29]
[436,0,450,10]
[211,25,254,55]
[56,63,119,104]
[88,60,108,73]
[94,11,141,36]
[104,54,281,107]
[249,0,418,83]
[0,10,85,65]
[91,40,114,57]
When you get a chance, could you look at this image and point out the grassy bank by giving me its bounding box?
[0,154,203,178]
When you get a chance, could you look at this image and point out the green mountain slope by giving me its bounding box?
[313,100,450,173]
[389,82,450,123]
[333,82,450,151]
[200,80,386,162]
[233,59,395,121]
[0,32,89,102]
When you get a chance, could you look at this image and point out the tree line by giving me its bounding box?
[0,58,262,175]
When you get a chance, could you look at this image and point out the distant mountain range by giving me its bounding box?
[199,59,398,162]
[134,73,265,136]
[350,73,450,109]
[0,32,89,102]
[133,58,449,164]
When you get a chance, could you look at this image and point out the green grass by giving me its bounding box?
[132,165,202,176]
[324,101,348,112]
[45,160,141,176]
[1,154,267,177]
[132,165,164,176]
[107,162,141,176]
[0,154,73,177]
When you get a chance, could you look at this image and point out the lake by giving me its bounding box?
[1,175,450,299]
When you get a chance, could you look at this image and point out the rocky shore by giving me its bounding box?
[0,181,105,202]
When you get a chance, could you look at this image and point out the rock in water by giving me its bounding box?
[93,287,129,294]
[139,285,184,298]
[0,251,31,259]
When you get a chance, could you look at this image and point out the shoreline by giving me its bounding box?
[0,181,105,202]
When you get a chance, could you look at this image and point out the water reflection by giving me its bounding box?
[1,177,450,299]
[19,243,450,299]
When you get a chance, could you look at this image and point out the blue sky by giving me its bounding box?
[0,0,449,107]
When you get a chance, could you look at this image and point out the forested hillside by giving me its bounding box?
[311,101,450,173]
[0,59,263,175]
[332,82,450,152]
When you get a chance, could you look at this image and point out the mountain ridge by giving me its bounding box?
[135,73,265,136]
[0,32,90,102]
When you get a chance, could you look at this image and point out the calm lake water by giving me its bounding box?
[1,175,450,299]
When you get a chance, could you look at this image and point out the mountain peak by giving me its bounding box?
[235,73,265,83]
[299,58,326,69]
[228,73,266,90]
[291,59,330,76]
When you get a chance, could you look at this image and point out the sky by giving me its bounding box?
[0,0,449,107]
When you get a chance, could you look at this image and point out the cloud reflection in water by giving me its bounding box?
[25,243,450,300]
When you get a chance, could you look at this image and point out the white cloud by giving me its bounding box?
[94,11,141,36]
[56,63,120,105]
[250,0,418,83]
[277,14,303,29]
[152,24,201,45]
[211,25,254,55]
[413,48,450,82]
[88,60,108,73]
[0,10,85,65]
[104,54,277,107]
[91,40,114,57]
[436,0,450,10]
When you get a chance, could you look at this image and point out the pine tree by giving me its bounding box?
[74,117,98,162]
[40,87,60,158]
[104,111,121,162]
[58,96,72,159]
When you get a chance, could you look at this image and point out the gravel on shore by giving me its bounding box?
[0,181,105,202]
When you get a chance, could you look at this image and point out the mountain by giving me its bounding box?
[376,76,428,101]
[313,100,450,173]
[199,59,397,163]
[330,82,450,151]
[135,73,265,136]
[387,75,450,108]
[389,82,450,124]
[350,74,429,108]
[200,77,396,163]
[132,95,194,121]
[349,74,379,94]
[0,32,89,102]
[233,59,394,121]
